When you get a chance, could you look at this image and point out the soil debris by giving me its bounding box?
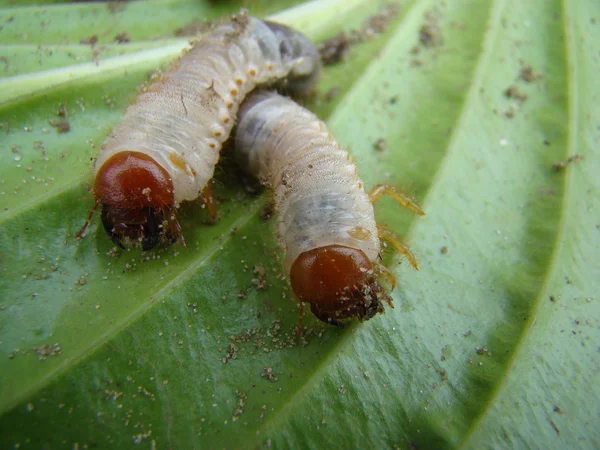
[227,320,323,355]
[80,34,98,46]
[232,390,247,421]
[174,19,213,37]
[373,138,386,151]
[504,84,528,102]
[261,366,278,382]
[475,346,492,356]
[319,32,352,65]
[418,6,444,49]
[519,63,544,83]
[222,343,237,364]
[48,119,70,133]
[317,3,401,65]
[552,154,583,171]
[57,103,68,117]
[114,32,130,43]
[33,343,62,360]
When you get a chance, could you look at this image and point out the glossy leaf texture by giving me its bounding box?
[0,0,599,448]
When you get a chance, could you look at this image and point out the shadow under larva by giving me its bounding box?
[234,91,425,326]
[77,11,321,251]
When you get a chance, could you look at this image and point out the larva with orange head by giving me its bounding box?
[234,91,423,326]
[79,12,321,250]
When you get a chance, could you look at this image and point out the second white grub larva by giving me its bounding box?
[234,91,424,326]
[78,11,321,251]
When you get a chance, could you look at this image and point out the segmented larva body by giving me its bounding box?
[236,92,380,269]
[235,91,425,325]
[82,12,320,250]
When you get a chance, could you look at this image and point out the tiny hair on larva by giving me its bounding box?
[234,90,424,326]
[77,11,321,251]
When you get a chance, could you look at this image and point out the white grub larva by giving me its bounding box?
[78,11,321,250]
[234,91,424,326]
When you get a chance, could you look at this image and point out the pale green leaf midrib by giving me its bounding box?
[0,42,190,105]
[0,0,186,15]
[0,40,183,51]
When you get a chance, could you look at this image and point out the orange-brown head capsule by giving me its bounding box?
[290,245,391,326]
[94,151,177,250]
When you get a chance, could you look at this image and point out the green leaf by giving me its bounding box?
[1,0,598,448]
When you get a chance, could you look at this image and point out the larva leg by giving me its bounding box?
[167,207,187,249]
[368,185,425,216]
[378,226,419,270]
[374,262,397,291]
[76,198,101,239]
[200,184,218,223]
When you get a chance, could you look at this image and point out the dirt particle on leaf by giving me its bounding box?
[504,84,528,102]
[253,264,266,276]
[373,138,386,151]
[418,6,444,49]
[223,343,237,364]
[419,23,442,48]
[475,346,492,356]
[363,3,401,35]
[318,32,352,65]
[552,154,583,171]
[57,103,68,118]
[80,34,98,46]
[504,106,516,119]
[174,19,213,37]
[48,119,70,133]
[252,277,267,290]
[106,246,121,258]
[232,390,247,421]
[251,264,268,290]
[438,368,448,382]
[33,343,62,360]
[440,344,449,361]
[519,63,543,82]
[114,32,130,43]
[261,366,278,382]
[318,3,400,65]
[131,430,152,445]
